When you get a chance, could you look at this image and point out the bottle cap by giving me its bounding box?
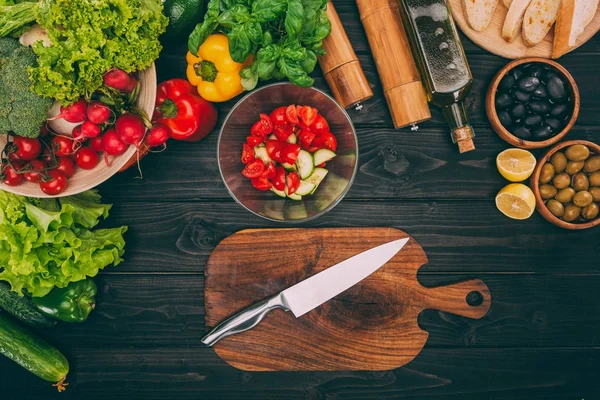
[452,126,476,153]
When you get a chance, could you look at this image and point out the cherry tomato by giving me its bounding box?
[312,131,337,152]
[250,114,273,137]
[272,166,286,191]
[298,128,316,149]
[310,115,330,135]
[265,140,284,163]
[282,143,301,164]
[22,159,47,183]
[2,162,24,186]
[298,106,318,126]
[317,162,326,168]
[246,135,263,147]
[13,136,42,161]
[90,136,105,153]
[76,147,99,170]
[261,162,276,179]
[286,171,300,195]
[242,159,265,179]
[39,169,67,195]
[251,176,271,191]
[51,136,75,157]
[273,124,292,142]
[285,104,299,125]
[241,143,254,164]
[56,157,76,178]
[270,106,288,125]
[7,151,21,162]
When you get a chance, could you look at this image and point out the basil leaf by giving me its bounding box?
[281,41,307,62]
[302,0,324,12]
[218,4,250,27]
[229,24,253,62]
[206,0,221,18]
[285,0,304,40]
[273,67,285,80]
[312,9,331,42]
[279,57,314,87]
[246,20,263,44]
[188,19,218,55]
[262,30,273,46]
[252,0,288,23]
[313,46,326,56]
[301,49,317,73]
[255,44,280,80]
[240,66,259,90]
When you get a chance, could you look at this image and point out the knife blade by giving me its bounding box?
[201,237,409,346]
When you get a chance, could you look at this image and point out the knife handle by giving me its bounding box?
[201,293,289,346]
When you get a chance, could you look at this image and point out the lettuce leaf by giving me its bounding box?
[0,190,126,297]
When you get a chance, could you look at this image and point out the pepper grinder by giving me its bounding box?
[356,0,431,128]
[318,1,373,110]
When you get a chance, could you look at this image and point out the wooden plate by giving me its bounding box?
[0,63,156,198]
[448,0,600,59]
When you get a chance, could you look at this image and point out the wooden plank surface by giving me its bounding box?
[2,0,600,398]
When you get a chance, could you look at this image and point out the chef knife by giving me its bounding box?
[201,237,410,346]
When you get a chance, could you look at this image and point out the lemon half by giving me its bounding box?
[495,183,536,220]
[496,148,537,182]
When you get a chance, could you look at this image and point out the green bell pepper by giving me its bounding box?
[32,279,97,323]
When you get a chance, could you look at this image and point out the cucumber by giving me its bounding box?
[305,168,329,194]
[253,145,272,164]
[313,149,336,165]
[285,202,308,220]
[270,187,286,198]
[286,133,297,144]
[285,186,302,201]
[282,162,297,171]
[268,134,276,140]
[0,284,56,329]
[0,313,69,387]
[295,150,314,179]
[295,180,316,196]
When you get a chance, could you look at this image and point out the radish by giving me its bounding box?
[48,98,88,123]
[115,113,145,147]
[90,136,104,153]
[102,129,128,156]
[87,101,112,124]
[104,68,137,92]
[80,120,101,138]
[146,125,170,147]
[71,125,83,141]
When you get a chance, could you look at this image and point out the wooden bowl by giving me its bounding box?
[0,63,156,198]
[486,58,580,149]
[530,140,600,230]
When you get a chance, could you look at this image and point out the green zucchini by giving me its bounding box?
[0,284,56,329]
[0,313,69,389]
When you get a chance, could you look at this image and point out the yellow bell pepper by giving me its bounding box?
[186,34,251,102]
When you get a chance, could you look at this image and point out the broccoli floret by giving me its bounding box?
[0,37,52,138]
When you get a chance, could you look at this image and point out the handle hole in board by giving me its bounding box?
[466,291,483,307]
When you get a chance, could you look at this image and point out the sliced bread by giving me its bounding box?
[552,0,599,58]
[462,0,500,31]
[522,0,561,46]
[503,0,513,7]
[502,0,533,42]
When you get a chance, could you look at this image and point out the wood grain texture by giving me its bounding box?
[448,0,600,59]
[205,228,490,371]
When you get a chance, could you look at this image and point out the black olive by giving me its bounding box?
[542,69,558,83]
[513,91,531,103]
[545,117,564,132]
[513,67,524,80]
[498,74,515,92]
[532,125,553,140]
[510,103,527,119]
[550,103,569,117]
[533,85,548,99]
[524,114,543,127]
[547,76,566,100]
[495,92,513,109]
[529,101,551,114]
[512,125,532,140]
[498,110,513,127]
[518,76,540,92]
[527,64,544,78]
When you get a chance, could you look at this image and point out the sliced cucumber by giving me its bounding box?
[286,133,297,144]
[295,150,314,179]
[285,202,308,220]
[270,187,286,198]
[268,134,276,140]
[313,149,336,165]
[284,186,302,201]
[304,167,329,194]
[295,180,316,196]
[254,145,272,164]
[282,162,297,171]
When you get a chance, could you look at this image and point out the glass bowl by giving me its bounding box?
[218,83,358,223]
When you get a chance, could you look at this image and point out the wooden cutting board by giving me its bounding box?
[204,228,491,371]
[448,0,600,59]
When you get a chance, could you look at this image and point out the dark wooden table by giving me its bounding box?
[3,1,600,398]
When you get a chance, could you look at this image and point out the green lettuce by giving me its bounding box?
[0,190,126,297]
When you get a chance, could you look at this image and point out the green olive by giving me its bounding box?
[539,163,555,184]
[555,187,576,203]
[546,199,564,217]
[590,187,600,203]
[562,204,582,222]
[573,191,593,207]
[552,172,571,189]
[539,184,558,199]
[565,144,590,161]
[565,160,585,175]
[572,172,590,191]
[550,152,568,173]
[590,171,600,187]
[582,203,599,220]
[584,155,600,173]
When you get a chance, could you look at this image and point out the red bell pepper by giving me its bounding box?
[153,79,218,142]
